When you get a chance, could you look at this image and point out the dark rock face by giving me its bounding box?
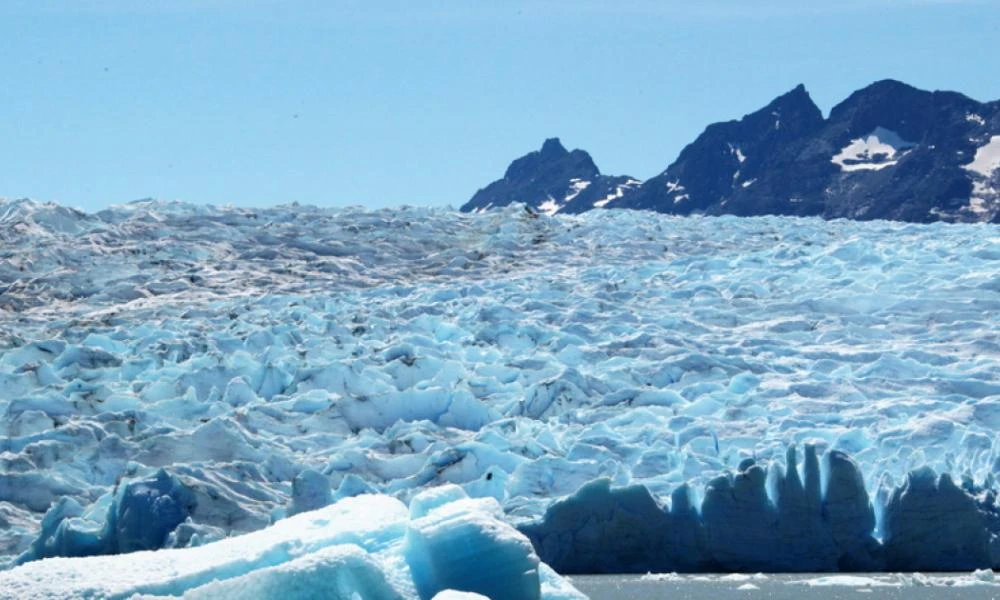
[620,84,829,218]
[461,138,641,215]
[464,81,1000,222]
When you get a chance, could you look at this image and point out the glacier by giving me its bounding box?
[1,197,999,581]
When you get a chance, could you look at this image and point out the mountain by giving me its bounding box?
[462,80,1000,223]
[462,138,641,215]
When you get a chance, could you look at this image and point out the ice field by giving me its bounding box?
[1,198,1000,584]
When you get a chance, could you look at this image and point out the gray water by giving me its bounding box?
[568,573,1000,600]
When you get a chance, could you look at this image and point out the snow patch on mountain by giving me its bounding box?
[964,136,1000,178]
[967,113,987,126]
[538,196,561,216]
[593,179,641,208]
[563,179,591,204]
[831,127,917,172]
[729,144,746,163]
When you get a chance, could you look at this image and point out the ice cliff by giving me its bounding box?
[523,446,1000,573]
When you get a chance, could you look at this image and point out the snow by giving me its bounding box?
[593,179,641,208]
[665,180,689,205]
[592,196,614,209]
[536,180,594,214]
[0,488,584,599]
[963,135,1000,178]
[2,199,1000,577]
[968,195,990,215]
[538,196,561,216]
[729,144,746,163]
[741,178,756,188]
[956,138,1000,220]
[563,179,591,205]
[967,113,987,126]
[831,127,916,172]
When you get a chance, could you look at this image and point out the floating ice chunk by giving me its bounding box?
[792,574,901,587]
[0,495,411,598]
[2,492,580,598]
[405,488,542,600]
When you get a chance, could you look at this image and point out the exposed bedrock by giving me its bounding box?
[522,445,1000,573]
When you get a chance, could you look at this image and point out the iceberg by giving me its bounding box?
[0,487,585,599]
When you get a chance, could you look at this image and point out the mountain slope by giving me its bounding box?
[461,138,640,215]
[464,80,1000,223]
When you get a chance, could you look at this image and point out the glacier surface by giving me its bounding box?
[1,198,999,575]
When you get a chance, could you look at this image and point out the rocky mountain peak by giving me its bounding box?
[464,80,1000,223]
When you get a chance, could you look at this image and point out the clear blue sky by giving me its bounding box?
[2,0,998,212]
